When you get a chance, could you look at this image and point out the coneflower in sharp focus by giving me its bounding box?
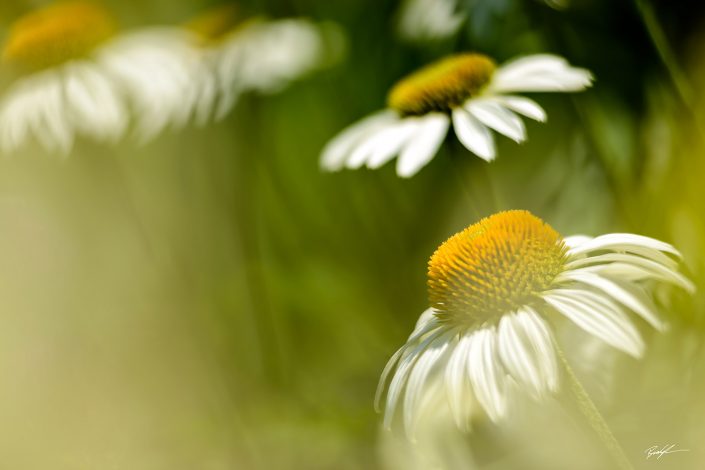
[376,210,693,437]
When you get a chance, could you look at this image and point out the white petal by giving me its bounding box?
[63,63,127,141]
[466,99,526,142]
[346,119,419,169]
[515,308,559,392]
[35,74,73,154]
[497,314,546,398]
[383,328,446,428]
[567,233,681,259]
[451,108,495,161]
[562,235,593,250]
[564,254,694,293]
[375,310,442,412]
[493,95,547,122]
[395,113,450,177]
[491,54,593,93]
[494,54,574,81]
[403,332,452,437]
[444,333,474,431]
[468,328,506,421]
[557,270,666,330]
[320,110,398,171]
[366,121,419,169]
[492,72,593,93]
[543,292,644,357]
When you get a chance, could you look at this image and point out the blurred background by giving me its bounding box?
[1,0,705,468]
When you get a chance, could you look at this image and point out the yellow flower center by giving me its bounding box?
[428,210,566,326]
[387,53,496,117]
[2,1,116,70]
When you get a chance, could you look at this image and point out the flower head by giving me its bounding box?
[376,210,692,437]
[321,53,593,177]
[0,1,127,154]
[0,1,210,153]
[2,1,116,71]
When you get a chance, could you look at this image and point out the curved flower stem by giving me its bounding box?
[556,347,634,470]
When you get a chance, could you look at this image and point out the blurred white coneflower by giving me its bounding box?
[0,1,209,153]
[321,53,593,177]
[0,1,127,154]
[376,210,693,438]
[396,0,465,43]
[185,5,343,123]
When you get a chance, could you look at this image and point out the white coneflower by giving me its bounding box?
[396,0,465,43]
[0,1,210,153]
[376,210,693,437]
[186,5,343,122]
[0,1,127,154]
[321,53,593,177]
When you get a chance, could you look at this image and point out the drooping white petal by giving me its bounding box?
[497,314,546,398]
[465,100,526,143]
[543,291,645,357]
[564,254,694,293]
[403,332,452,437]
[366,121,421,169]
[320,110,399,171]
[557,269,666,331]
[219,19,332,95]
[0,79,37,153]
[36,74,73,154]
[444,333,474,431]
[492,95,547,122]
[468,328,506,421]
[383,328,447,428]
[97,27,206,143]
[396,113,450,177]
[346,119,420,169]
[375,310,442,412]
[451,108,495,161]
[515,307,559,392]
[63,63,127,141]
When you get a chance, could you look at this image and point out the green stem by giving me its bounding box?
[557,347,634,470]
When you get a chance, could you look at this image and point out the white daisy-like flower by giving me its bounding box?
[0,1,211,153]
[0,1,127,154]
[376,210,693,437]
[396,0,465,43]
[321,53,593,177]
[186,5,343,122]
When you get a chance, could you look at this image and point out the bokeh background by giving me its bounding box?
[1,0,705,468]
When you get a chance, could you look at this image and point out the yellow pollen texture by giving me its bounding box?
[387,53,496,117]
[428,210,566,325]
[2,1,116,70]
